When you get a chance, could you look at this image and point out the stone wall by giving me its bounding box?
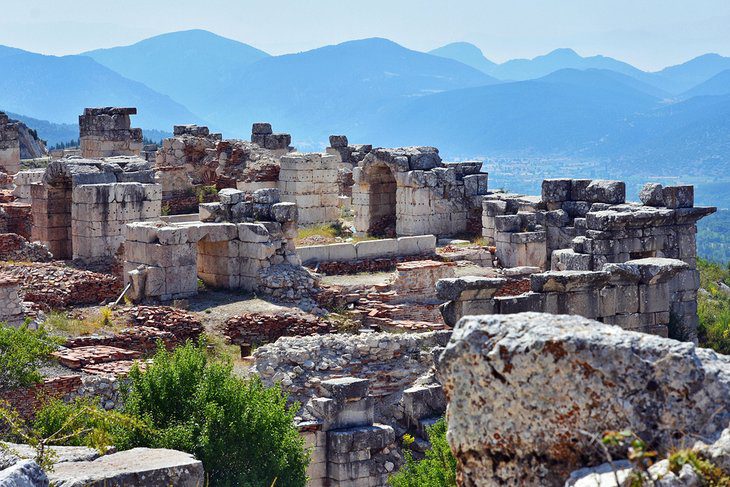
[279,152,340,225]
[477,178,714,340]
[30,158,160,262]
[352,147,487,238]
[0,112,21,174]
[297,235,437,265]
[79,107,143,159]
[437,257,690,337]
[11,169,45,203]
[124,188,301,301]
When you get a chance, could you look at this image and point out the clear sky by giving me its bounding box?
[1,0,729,71]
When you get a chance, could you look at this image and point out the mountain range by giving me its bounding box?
[0,30,729,179]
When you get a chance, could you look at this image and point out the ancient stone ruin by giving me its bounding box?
[79,107,143,159]
[0,105,725,486]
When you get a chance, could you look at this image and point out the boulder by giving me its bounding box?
[639,183,664,207]
[49,448,204,487]
[0,460,48,487]
[438,312,730,486]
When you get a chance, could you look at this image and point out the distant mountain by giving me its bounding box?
[651,54,730,94]
[363,68,660,154]
[681,69,730,99]
[204,38,500,144]
[0,48,202,130]
[489,48,647,81]
[539,68,671,100]
[84,30,269,116]
[429,42,496,74]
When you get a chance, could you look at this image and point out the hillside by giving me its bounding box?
[84,30,270,116]
[681,69,730,98]
[0,49,202,130]
[203,38,500,144]
[650,53,730,94]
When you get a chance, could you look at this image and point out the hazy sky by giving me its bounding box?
[1,0,729,71]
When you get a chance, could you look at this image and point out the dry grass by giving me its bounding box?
[44,307,124,337]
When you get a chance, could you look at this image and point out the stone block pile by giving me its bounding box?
[279,152,340,225]
[79,107,143,159]
[0,112,21,174]
[0,262,122,309]
[353,147,489,237]
[250,122,292,153]
[0,233,53,262]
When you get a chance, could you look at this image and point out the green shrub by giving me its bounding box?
[389,418,457,487]
[0,325,60,392]
[116,340,308,487]
[1,398,142,471]
[697,259,730,353]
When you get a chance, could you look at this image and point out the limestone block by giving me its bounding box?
[495,293,544,314]
[639,283,669,313]
[218,188,244,205]
[584,180,625,204]
[397,235,436,256]
[662,185,694,209]
[640,183,664,206]
[355,238,398,259]
[542,179,572,203]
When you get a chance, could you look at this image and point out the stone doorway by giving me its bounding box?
[366,162,397,237]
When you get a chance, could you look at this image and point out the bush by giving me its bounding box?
[697,259,730,353]
[0,325,60,392]
[389,418,457,487]
[116,340,308,487]
[1,398,142,471]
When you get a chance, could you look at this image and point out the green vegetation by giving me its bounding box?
[195,185,219,203]
[115,340,308,487]
[669,449,730,486]
[697,259,730,354]
[0,398,141,471]
[389,418,457,487]
[0,325,60,392]
[698,209,730,264]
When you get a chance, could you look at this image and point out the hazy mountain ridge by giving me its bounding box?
[0,49,202,130]
[84,29,270,117]
[2,30,729,172]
